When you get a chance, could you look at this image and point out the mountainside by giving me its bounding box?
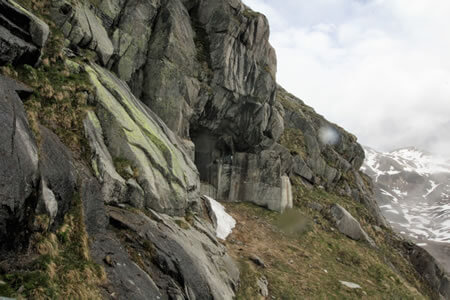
[362,147,450,275]
[0,0,448,299]
[362,147,450,243]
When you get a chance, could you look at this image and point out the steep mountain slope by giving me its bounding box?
[362,147,450,244]
[362,147,450,285]
[0,0,448,299]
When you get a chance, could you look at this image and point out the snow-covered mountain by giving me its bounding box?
[362,146,450,272]
[362,147,450,244]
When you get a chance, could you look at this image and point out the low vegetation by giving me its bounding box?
[1,0,94,159]
[279,128,308,159]
[225,182,432,299]
[0,195,105,299]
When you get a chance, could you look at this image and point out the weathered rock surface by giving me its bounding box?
[84,63,200,216]
[278,86,363,185]
[0,72,79,250]
[109,207,239,299]
[0,74,39,250]
[0,1,445,299]
[76,61,240,298]
[330,204,376,247]
[50,0,114,65]
[278,86,386,226]
[37,125,77,227]
[200,149,293,212]
[0,0,49,66]
[81,172,163,300]
[51,0,279,142]
[50,0,293,212]
[83,110,127,205]
[81,166,239,299]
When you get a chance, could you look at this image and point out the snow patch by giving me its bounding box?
[424,180,439,197]
[204,196,236,240]
[339,281,362,289]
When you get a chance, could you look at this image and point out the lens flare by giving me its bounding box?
[318,126,339,145]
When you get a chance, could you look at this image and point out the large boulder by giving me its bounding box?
[0,0,49,66]
[330,204,376,247]
[0,74,39,249]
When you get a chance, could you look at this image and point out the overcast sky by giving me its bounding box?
[244,0,450,156]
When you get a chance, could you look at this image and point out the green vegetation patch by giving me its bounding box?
[0,195,105,299]
[279,128,308,159]
[1,0,95,159]
[113,157,139,180]
[242,9,260,19]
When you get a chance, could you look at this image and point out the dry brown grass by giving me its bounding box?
[225,202,427,299]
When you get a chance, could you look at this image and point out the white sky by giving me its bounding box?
[244,0,450,156]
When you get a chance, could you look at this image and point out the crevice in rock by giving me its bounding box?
[10,96,16,156]
[128,3,162,100]
[1,185,39,253]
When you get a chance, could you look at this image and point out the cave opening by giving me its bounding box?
[189,127,234,191]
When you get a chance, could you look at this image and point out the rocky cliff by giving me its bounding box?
[0,0,446,299]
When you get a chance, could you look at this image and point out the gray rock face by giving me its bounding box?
[0,74,39,249]
[52,0,279,145]
[82,166,239,299]
[84,63,200,216]
[109,207,239,299]
[83,110,127,205]
[0,0,49,66]
[278,86,363,186]
[37,125,77,227]
[278,86,386,226]
[50,0,114,66]
[200,150,293,212]
[81,173,163,300]
[50,0,293,212]
[330,204,376,247]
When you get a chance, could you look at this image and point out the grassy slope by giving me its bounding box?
[226,183,433,299]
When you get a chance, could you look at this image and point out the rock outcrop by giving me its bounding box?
[277,87,386,225]
[50,0,293,212]
[80,165,239,299]
[84,63,200,216]
[0,4,239,297]
[37,125,77,227]
[400,240,450,299]
[0,73,77,247]
[0,74,39,250]
[330,204,376,247]
[0,0,49,65]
